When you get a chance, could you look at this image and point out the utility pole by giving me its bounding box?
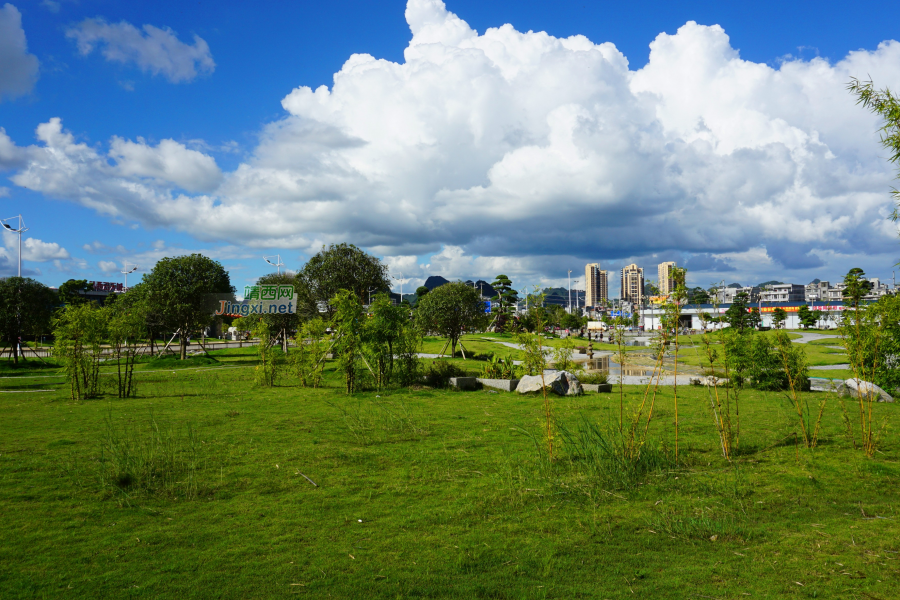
[567,270,572,314]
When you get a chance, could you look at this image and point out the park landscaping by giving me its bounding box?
[2,341,900,599]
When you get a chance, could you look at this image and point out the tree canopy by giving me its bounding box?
[0,277,57,365]
[723,292,759,332]
[297,243,390,314]
[415,281,486,357]
[142,254,234,359]
[798,305,823,330]
[255,272,317,350]
[58,279,94,305]
[772,307,787,329]
[849,78,900,229]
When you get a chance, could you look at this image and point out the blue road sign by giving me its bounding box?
[484,300,492,314]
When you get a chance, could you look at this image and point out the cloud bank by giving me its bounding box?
[5,0,900,283]
[0,3,39,100]
[66,17,215,83]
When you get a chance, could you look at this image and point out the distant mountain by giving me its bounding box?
[809,278,821,285]
[464,279,498,298]
[757,280,783,288]
[726,283,742,288]
[423,275,450,290]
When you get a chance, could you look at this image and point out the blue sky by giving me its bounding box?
[1,0,899,296]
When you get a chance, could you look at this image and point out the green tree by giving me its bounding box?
[415,286,430,300]
[252,320,280,387]
[797,305,822,329]
[849,78,900,229]
[297,243,389,316]
[415,281,486,358]
[772,307,787,329]
[688,287,710,304]
[291,317,329,388]
[142,254,235,360]
[330,289,366,393]
[365,293,409,388]
[0,277,56,365]
[117,283,166,355]
[842,268,872,310]
[57,279,94,305]
[53,303,106,401]
[104,300,146,398]
[724,293,756,332]
[256,272,317,352]
[560,311,583,330]
[489,274,518,317]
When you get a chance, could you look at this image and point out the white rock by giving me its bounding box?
[516,371,583,396]
[842,378,893,403]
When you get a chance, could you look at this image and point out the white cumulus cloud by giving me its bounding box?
[4,0,900,282]
[110,137,223,192]
[66,17,215,83]
[0,4,39,100]
[98,260,119,273]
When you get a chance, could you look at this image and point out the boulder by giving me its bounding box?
[477,378,520,392]
[841,379,893,403]
[810,379,849,394]
[582,383,613,393]
[449,377,479,391]
[516,371,583,396]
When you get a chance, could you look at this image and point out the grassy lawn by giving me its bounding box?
[2,347,899,599]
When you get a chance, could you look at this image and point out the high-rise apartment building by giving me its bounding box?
[584,263,608,308]
[620,263,644,304]
[658,261,677,296]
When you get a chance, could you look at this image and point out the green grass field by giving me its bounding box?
[1,342,899,599]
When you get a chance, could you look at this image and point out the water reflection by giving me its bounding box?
[575,356,653,377]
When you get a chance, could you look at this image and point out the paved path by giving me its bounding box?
[791,332,841,344]
[810,364,850,370]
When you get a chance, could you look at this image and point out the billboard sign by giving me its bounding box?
[89,281,124,293]
[484,300,492,314]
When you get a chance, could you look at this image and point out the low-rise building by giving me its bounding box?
[805,281,830,302]
[760,283,805,303]
[716,286,760,304]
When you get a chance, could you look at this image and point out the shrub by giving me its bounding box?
[480,353,520,379]
[576,371,609,385]
[423,361,468,388]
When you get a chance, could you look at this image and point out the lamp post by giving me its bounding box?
[567,270,572,314]
[121,262,138,290]
[264,255,284,275]
[392,271,404,304]
[1,215,28,277]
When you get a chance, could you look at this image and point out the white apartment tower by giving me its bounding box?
[621,263,644,304]
[585,263,608,308]
[658,261,677,296]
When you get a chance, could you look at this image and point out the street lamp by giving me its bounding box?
[1,215,28,277]
[391,271,404,303]
[121,262,138,290]
[264,255,284,275]
[567,270,572,314]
